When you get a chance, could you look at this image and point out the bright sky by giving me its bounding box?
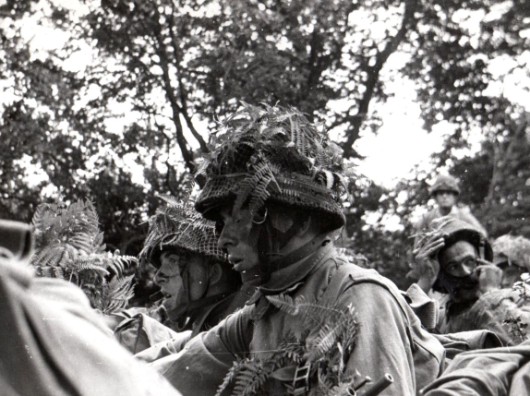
[353,74,447,188]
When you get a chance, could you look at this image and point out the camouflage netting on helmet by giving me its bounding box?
[195,104,347,230]
[140,197,227,267]
[493,235,530,269]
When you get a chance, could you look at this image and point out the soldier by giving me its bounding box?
[114,201,251,353]
[151,105,445,395]
[415,174,487,237]
[412,217,501,334]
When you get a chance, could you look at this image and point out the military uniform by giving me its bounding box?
[415,174,487,237]
[153,105,446,395]
[0,220,180,396]
[113,201,248,354]
[153,245,445,395]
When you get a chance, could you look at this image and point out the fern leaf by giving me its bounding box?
[306,309,358,362]
[232,362,269,396]
[100,275,135,314]
[106,255,139,278]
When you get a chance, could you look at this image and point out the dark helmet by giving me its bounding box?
[194,104,346,232]
[429,174,460,196]
[140,199,227,269]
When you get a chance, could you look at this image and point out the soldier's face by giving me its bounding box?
[155,251,186,298]
[216,206,260,273]
[155,251,210,310]
[435,191,457,210]
[440,240,480,302]
[440,241,478,278]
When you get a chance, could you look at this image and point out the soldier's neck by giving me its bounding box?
[439,206,452,216]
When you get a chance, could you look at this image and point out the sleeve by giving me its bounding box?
[340,282,416,395]
[150,306,254,396]
[0,261,181,396]
[421,348,525,396]
[135,330,192,362]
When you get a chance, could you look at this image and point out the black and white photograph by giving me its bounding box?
[0,0,529,394]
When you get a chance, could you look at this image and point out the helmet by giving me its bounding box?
[195,104,346,231]
[492,235,530,270]
[140,199,227,268]
[421,217,493,294]
[436,217,492,262]
[429,175,460,196]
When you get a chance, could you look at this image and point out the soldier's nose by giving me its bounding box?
[217,226,236,250]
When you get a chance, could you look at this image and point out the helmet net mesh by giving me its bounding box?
[140,199,226,265]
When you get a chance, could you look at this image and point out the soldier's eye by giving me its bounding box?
[448,264,459,273]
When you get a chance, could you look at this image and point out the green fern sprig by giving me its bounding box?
[218,297,359,395]
[100,275,136,315]
[30,200,136,313]
[232,361,270,396]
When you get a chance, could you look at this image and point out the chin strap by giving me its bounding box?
[267,233,330,272]
[166,291,230,324]
[165,259,214,325]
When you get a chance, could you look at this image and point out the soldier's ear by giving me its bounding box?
[297,216,312,235]
[268,210,294,233]
[209,263,223,285]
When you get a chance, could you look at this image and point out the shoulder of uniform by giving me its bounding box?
[456,204,471,213]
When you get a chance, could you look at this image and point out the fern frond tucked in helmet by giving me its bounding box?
[195,103,347,230]
[139,196,227,267]
[30,200,136,313]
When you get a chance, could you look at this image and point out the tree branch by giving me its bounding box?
[167,4,209,153]
[150,7,195,172]
[341,0,419,158]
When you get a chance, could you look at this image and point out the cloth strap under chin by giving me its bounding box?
[166,292,231,323]
[266,233,331,274]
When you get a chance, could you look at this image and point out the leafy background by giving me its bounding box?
[1,0,528,291]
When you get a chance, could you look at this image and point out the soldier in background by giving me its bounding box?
[415,174,487,237]
[411,217,503,333]
[113,201,252,353]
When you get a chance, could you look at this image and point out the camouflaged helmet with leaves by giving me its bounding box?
[140,196,227,268]
[195,104,347,231]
